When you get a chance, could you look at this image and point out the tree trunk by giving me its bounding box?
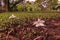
[4,0,10,11]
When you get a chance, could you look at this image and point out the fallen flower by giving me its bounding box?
[9,14,16,19]
[33,18,46,27]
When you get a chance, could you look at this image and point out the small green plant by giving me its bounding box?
[17,4,24,11]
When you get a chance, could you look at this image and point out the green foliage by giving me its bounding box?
[16,3,41,12]
[47,0,58,10]
[17,4,24,11]
[0,12,60,21]
[16,0,59,12]
[0,17,23,31]
[7,18,20,27]
[26,3,41,12]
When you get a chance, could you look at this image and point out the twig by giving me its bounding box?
[34,36,43,40]
[6,29,14,40]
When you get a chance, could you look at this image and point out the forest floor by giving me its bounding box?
[0,12,60,40]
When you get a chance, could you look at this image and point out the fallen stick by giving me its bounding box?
[34,36,43,40]
[6,29,14,40]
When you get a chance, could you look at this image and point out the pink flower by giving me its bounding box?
[33,18,46,27]
[9,14,16,19]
